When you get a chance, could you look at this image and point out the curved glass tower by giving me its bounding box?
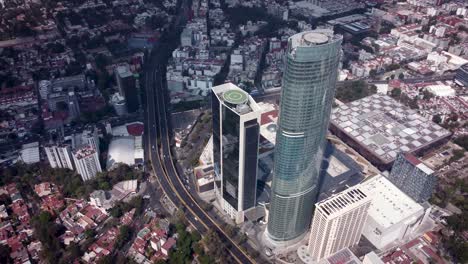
[267,30,342,242]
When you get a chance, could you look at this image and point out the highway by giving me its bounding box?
[141,2,257,260]
[144,56,256,263]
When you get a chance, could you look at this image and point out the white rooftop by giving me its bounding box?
[260,123,277,145]
[331,94,451,164]
[107,137,136,169]
[19,142,40,164]
[359,175,424,229]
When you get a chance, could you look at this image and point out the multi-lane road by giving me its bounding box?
[141,4,257,259]
[144,56,256,263]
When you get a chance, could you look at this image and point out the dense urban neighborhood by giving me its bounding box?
[0,0,467,263]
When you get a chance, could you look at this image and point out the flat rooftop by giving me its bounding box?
[316,187,369,218]
[212,83,261,115]
[318,247,361,264]
[330,94,451,164]
[289,29,341,52]
[359,175,424,229]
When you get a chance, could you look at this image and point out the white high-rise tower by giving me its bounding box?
[298,187,371,263]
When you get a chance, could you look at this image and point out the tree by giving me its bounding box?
[334,80,375,103]
[32,211,62,262]
[454,135,468,151]
[390,88,402,98]
[432,114,442,124]
[398,73,404,79]
[0,244,12,264]
[449,149,465,162]
[128,196,144,215]
[115,225,133,250]
[85,229,97,238]
[369,69,377,77]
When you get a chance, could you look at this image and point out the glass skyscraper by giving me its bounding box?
[212,83,262,224]
[267,30,343,242]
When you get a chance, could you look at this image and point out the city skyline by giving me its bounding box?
[0,0,467,263]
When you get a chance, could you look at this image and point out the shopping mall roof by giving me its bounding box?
[330,94,451,164]
[359,175,424,229]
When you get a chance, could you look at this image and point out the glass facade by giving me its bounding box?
[211,86,260,218]
[388,153,436,203]
[211,92,222,193]
[221,105,241,208]
[267,30,343,242]
[243,120,260,210]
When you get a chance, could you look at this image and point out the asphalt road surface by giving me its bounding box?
[141,3,256,261]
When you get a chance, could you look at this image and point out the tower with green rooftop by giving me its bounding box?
[211,83,262,224]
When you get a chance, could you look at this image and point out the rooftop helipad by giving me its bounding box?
[223,89,248,105]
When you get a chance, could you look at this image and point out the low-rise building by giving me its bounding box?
[360,175,426,250]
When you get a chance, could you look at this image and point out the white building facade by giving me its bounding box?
[299,187,371,263]
[73,146,102,181]
[360,175,425,250]
[44,144,75,170]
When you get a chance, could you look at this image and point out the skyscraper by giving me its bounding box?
[211,83,261,224]
[267,29,342,242]
[387,152,436,203]
[115,65,139,113]
[298,187,371,263]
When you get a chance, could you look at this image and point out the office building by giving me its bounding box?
[115,65,139,113]
[298,187,371,263]
[388,153,436,203]
[267,29,343,242]
[73,145,102,181]
[360,175,425,250]
[44,143,75,170]
[211,83,261,224]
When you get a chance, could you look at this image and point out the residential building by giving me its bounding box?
[298,187,371,263]
[73,146,102,181]
[44,144,75,170]
[211,83,261,224]
[80,128,100,156]
[388,153,436,203]
[267,29,342,243]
